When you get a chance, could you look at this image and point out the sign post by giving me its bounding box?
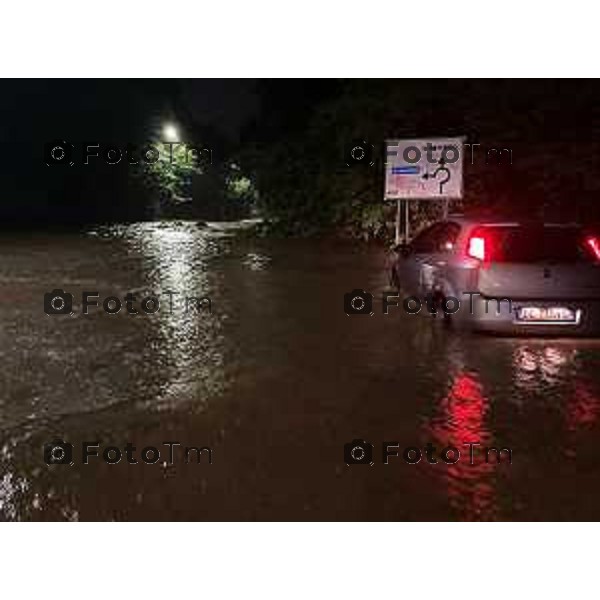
[385,138,464,243]
[394,199,402,245]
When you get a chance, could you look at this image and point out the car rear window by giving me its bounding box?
[481,225,587,263]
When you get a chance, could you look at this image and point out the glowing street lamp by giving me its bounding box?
[163,123,179,142]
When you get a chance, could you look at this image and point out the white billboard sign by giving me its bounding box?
[385,138,463,199]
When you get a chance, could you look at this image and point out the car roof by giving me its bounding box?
[446,212,582,228]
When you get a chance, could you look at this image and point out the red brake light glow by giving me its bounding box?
[585,236,600,262]
[467,227,497,263]
[467,236,486,261]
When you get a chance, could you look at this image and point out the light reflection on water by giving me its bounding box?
[0,472,28,521]
[566,382,600,433]
[0,224,599,519]
[424,371,499,521]
[126,223,228,412]
[512,344,578,391]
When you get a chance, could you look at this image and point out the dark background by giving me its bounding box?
[1,79,599,231]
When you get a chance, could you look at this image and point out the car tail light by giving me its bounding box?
[466,228,490,261]
[584,235,600,262]
[467,236,486,261]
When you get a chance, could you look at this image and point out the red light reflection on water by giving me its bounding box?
[424,371,499,520]
[566,381,600,433]
[564,381,600,458]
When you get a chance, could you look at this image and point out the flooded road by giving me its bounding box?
[1,221,600,520]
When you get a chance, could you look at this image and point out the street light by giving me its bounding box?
[163,123,179,142]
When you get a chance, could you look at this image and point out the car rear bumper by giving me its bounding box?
[455,295,600,336]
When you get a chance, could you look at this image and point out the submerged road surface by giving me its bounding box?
[0,221,599,520]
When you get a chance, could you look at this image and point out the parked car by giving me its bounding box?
[390,214,600,335]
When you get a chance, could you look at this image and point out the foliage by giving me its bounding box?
[238,80,600,240]
[132,142,258,220]
[143,142,202,199]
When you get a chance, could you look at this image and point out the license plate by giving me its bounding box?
[516,306,578,323]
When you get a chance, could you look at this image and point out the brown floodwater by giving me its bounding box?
[1,221,600,520]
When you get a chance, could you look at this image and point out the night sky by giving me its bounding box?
[1,79,599,227]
